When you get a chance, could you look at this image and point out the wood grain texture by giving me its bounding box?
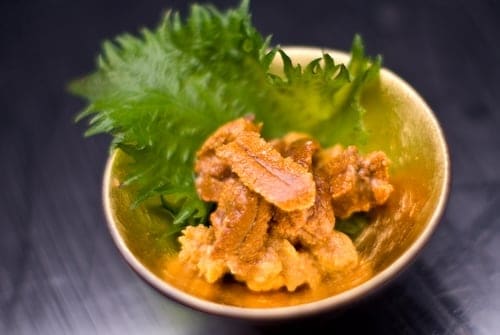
[1,0,499,334]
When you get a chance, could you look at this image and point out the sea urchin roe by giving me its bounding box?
[179,117,393,292]
[216,131,316,211]
[194,117,260,202]
[316,145,393,219]
[209,178,271,261]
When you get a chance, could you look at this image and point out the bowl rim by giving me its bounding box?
[102,46,451,320]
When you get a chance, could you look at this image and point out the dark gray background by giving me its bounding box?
[2,0,499,334]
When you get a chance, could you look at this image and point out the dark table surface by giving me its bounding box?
[2,0,500,334]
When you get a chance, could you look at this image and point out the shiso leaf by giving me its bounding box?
[70,0,380,233]
[335,213,370,240]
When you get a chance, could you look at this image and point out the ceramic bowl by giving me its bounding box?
[103,47,450,320]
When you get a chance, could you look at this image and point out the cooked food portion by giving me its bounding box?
[179,118,393,292]
[316,146,393,218]
[196,117,316,211]
[215,126,316,211]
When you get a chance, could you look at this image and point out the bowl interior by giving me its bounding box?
[103,47,449,319]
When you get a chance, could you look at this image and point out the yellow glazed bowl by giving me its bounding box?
[103,47,450,320]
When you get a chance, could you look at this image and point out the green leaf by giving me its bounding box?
[335,213,370,240]
[71,0,381,235]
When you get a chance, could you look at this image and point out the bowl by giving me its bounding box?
[103,47,450,320]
